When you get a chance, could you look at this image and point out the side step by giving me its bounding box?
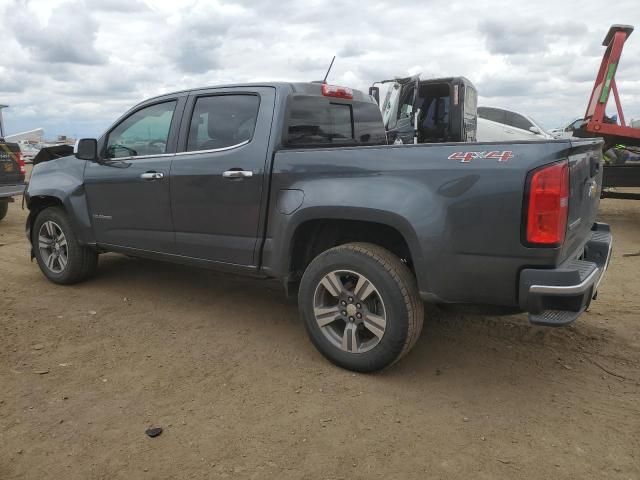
[529,309,581,327]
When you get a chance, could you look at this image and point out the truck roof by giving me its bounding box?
[142,82,374,104]
[419,76,474,86]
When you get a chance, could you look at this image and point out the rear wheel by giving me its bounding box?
[33,207,98,284]
[299,242,424,372]
[0,200,8,221]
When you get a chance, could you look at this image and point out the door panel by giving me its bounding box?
[85,157,175,251]
[170,87,276,266]
[85,98,184,253]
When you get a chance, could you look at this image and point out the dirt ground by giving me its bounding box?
[1,193,639,480]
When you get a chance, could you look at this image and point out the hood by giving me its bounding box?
[33,145,74,165]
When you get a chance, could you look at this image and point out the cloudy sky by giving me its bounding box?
[1,0,639,139]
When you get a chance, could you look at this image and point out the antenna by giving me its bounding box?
[322,56,336,84]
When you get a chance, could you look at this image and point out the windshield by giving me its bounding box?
[381,83,401,128]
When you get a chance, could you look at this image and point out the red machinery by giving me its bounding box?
[574,24,640,199]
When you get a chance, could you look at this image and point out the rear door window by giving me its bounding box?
[187,95,260,152]
[287,97,354,145]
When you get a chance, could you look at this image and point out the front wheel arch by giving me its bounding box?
[26,196,66,257]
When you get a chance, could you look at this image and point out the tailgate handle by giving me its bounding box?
[589,156,600,177]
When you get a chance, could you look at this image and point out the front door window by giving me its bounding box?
[105,101,177,158]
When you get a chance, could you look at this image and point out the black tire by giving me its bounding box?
[0,200,8,221]
[298,242,424,372]
[32,207,98,284]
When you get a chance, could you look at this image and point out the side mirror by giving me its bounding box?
[529,126,541,134]
[74,138,98,161]
[369,86,380,104]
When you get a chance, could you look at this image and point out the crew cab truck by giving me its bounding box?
[25,82,612,372]
[0,106,27,221]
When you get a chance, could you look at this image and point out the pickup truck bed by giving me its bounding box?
[24,82,612,372]
[265,139,606,312]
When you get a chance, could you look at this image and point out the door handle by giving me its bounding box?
[222,170,253,179]
[140,172,164,180]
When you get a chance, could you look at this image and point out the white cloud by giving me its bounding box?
[10,0,106,65]
[0,0,639,138]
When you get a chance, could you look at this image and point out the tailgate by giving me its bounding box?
[0,142,23,185]
[560,139,604,261]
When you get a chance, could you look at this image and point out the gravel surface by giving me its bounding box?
[1,195,639,479]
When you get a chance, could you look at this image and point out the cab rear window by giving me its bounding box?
[284,96,386,148]
[287,97,354,146]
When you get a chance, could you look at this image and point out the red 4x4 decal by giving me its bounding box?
[448,150,514,163]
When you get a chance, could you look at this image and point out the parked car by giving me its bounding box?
[476,106,554,142]
[0,140,27,221]
[0,105,27,221]
[18,143,41,163]
[25,82,611,372]
[550,118,584,138]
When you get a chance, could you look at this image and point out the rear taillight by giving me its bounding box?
[321,83,353,99]
[525,161,569,246]
[16,151,26,175]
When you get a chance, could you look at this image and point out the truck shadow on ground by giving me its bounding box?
[90,253,613,377]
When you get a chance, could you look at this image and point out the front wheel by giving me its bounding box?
[32,207,98,284]
[298,243,424,372]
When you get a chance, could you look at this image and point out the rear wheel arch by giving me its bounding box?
[285,212,424,290]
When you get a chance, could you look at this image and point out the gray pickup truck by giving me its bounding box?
[25,82,612,372]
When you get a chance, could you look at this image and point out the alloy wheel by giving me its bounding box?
[313,270,387,354]
[38,220,68,274]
